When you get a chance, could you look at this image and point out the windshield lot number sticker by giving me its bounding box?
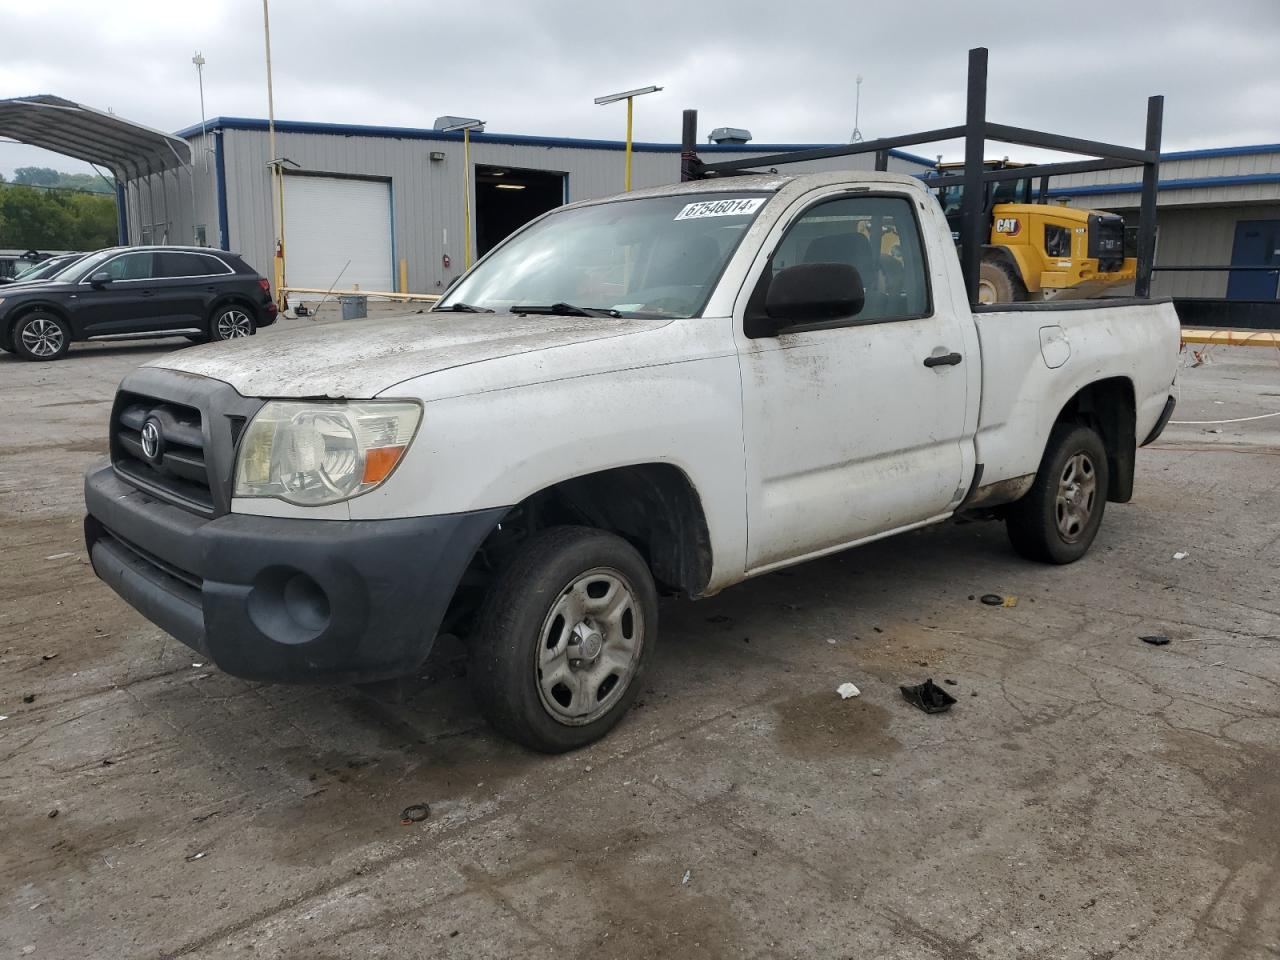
[675,198,765,220]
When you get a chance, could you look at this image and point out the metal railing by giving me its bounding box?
[680,47,1163,308]
[281,286,440,303]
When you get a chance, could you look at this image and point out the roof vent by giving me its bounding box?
[708,127,752,145]
[434,116,485,133]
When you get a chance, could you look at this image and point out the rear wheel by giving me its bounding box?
[469,526,657,753]
[210,305,256,341]
[978,258,1026,304]
[12,312,71,361]
[1006,423,1109,564]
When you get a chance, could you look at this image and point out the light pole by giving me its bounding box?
[594,85,662,191]
[439,118,485,269]
[192,52,208,172]
[262,0,286,304]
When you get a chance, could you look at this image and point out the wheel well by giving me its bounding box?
[4,301,70,341]
[1053,377,1136,503]
[441,464,713,637]
[514,464,711,595]
[981,245,1021,282]
[207,296,256,323]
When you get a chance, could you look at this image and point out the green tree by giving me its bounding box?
[59,172,115,195]
[0,183,116,249]
[66,191,118,247]
[13,166,60,187]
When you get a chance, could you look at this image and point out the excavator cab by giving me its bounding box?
[931,160,1136,302]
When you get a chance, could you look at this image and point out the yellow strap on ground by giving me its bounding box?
[1181,329,1280,347]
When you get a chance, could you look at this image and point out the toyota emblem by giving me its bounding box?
[140,418,163,463]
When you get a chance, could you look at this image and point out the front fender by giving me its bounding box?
[349,355,749,591]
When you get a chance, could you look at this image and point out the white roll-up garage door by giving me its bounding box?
[283,175,393,292]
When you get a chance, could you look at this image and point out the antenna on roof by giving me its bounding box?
[850,76,864,143]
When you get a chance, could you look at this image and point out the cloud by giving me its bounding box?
[2,0,1278,176]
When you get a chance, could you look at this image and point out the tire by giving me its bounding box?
[978,258,1026,304]
[469,526,658,753]
[11,311,71,361]
[209,304,256,341]
[1006,423,1109,564]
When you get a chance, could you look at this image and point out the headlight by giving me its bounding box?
[233,400,422,506]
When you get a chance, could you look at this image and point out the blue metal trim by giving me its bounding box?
[1160,143,1280,161]
[173,119,1280,170]
[213,130,230,250]
[174,116,933,166]
[115,182,128,244]
[1047,172,1280,198]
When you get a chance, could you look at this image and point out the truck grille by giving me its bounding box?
[112,392,215,515]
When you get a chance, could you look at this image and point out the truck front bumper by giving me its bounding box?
[84,463,504,683]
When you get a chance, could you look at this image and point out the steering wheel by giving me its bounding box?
[641,295,692,315]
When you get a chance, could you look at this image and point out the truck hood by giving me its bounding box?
[147,311,670,398]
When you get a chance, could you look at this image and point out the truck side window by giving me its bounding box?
[773,196,929,322]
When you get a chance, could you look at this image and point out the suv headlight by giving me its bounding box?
[233,400,422,506]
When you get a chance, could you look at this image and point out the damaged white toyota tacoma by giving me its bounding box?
[85,172,1181,751]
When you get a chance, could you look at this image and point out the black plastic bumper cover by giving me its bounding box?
[85,463,505,683]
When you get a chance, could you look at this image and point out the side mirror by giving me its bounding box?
[89,271,112,288]
[764,262,865,327]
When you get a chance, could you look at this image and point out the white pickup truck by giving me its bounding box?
[85,171,1180,751]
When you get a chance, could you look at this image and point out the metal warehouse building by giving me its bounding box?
[125,118,1280,308]
[131,117,934,297]
[1053,144,1280,301]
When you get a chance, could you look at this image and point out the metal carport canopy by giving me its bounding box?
[0,95,190,178]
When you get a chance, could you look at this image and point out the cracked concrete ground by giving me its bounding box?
[1,328,1278,959]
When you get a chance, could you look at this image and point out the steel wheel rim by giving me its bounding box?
[1055,451,1097,542]
[21,317,64,357]
[535,566,644,726]
[216,310,252,339]
[977,278,997,304]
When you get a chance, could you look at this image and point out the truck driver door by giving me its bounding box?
[735,191,973,572]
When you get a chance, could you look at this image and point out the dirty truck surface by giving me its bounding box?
[2,336,1279,959]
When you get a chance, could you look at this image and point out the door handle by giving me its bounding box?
[141,290,156,298]
[923,351,962,368]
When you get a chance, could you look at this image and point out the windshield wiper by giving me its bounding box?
[439,302,494,313]
[512,302,621,318]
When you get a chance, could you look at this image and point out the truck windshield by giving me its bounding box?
[436,193,771,318]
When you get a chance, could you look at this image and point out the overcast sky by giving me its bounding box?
[2,0,1278,177]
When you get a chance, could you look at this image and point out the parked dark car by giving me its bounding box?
[8,252,87,284]
[0,246,278,361]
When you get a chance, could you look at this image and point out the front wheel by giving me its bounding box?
[1005,423,1109,564]
[12,312,71,361]
[210,305,256,342]
[469,526,657,753]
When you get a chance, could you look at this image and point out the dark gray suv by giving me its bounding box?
[0,246,278,361]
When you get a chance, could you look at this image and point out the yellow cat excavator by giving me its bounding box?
[933,160,1136,302]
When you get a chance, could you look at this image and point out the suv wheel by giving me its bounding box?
[469,526,657,753]
[211,305,256,341]
[12,312,71,361]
